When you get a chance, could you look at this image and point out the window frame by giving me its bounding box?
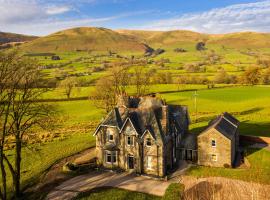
[107,129,114,142]
[146,156,152,169]
[106,151,117,164]
[211,139,216,148]
[211,154,217,162]
[127,136,134,146]
[146,138,152,147]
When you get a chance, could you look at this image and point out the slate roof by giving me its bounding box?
[94,96,189,143]
[203,112,239,140]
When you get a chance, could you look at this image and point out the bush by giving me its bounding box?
[162,183,185,200]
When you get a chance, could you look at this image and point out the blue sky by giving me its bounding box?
[0,0,269,35]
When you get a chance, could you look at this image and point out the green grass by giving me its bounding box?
[187,148,270,184]
[73,187,161,200]
[162,86,270,137]
[163,183,185,200]
[4,133,96,196]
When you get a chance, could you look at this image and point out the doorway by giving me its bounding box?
[128,155,134,169]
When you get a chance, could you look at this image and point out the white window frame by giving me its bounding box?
[127,136,134,146]
[106,152,112,163]
[146,156,152,169]
[211,139,216,148]
[106,151,117,164]
[211,154,217,162]
[146,138,152,147]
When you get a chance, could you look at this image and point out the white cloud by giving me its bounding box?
[46,5,71,15]
[0,0,71,24]
[139,0,270,34]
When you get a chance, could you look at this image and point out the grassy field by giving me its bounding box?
[4,133,96,196]
[73,187,161,200]
[187,148,270,184]
[52,85,270,137]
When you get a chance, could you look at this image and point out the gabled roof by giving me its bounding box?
[93,96,190,143]
[93,107,128,135]
[201,112,239,140]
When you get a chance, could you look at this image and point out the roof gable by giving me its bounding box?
[200,112,239,140]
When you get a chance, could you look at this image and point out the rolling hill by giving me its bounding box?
[118,30,270,49]
[0,32,37,45]
[17,27,270,53]
[21,27,152,53]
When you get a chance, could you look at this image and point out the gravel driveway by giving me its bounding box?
[46,171,171,200]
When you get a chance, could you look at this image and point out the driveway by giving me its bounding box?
[46,171,171,200]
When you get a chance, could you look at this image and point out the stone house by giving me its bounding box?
[197,112,240,167]
[94,95,190,177]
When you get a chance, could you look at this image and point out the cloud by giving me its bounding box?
[46,5,72,15]
[139,0,270,33]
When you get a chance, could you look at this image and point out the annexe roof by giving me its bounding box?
[201,112,239,140]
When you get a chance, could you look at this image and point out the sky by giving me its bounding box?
[0,0,270,36]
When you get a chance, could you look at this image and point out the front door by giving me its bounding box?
[128,155,134,169]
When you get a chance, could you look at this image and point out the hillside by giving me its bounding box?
[208,32,270,48]
[117,29,270,49]
[21,27,152,53]
[0,32,37,45]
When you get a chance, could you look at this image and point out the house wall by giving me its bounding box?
[119,121,141,173]
[142,131,165,177]
[95,126,119,168]
[197,128,232,167]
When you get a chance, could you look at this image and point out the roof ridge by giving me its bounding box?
[222,115,238,128]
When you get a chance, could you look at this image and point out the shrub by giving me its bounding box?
[163,183,185,200]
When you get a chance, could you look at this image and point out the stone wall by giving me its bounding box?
[197,129,232,167]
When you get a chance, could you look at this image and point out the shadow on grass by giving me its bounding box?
[239,121,270,137]
[183,181,222,200]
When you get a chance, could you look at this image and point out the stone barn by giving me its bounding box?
[197,112,239,167]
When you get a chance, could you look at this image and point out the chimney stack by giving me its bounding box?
[161,105,169,135]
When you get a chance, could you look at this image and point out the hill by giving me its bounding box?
[21,27,152,53]
[117,30,270,49]
[208,32,270,48]
[0,32,37,45]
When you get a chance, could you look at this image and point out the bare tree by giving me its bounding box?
[92,66,130,113]
[0,51,19,200]
[58,77,78,99]
[0,51,55,199]
[132,66,151,97]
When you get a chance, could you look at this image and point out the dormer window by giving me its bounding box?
[127,136,134,146]
[146,138,152,147]
[107,130,114,142]
[211,139,216,147]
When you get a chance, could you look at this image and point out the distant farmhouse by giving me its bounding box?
[94,95,239,177]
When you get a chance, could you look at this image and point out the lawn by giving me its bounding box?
[4,133,96,196]
[186,148,270,184]
[73,187,161,200]
[162,86,270,137]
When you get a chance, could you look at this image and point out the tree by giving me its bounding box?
[58,77,78,99]
[261,68,270,84]
[196,42,206,51]
[214,69,231,84]
[240,66,261,85]
[132,66,151,96]
[92,66,130,113]
[0,51,55,199]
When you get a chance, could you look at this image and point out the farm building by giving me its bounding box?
[93,95,240,177]
[197,112,240,167]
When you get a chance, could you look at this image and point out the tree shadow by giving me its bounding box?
[239,121,270,138]
[233,107,264,116]
[183,181,222,200]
